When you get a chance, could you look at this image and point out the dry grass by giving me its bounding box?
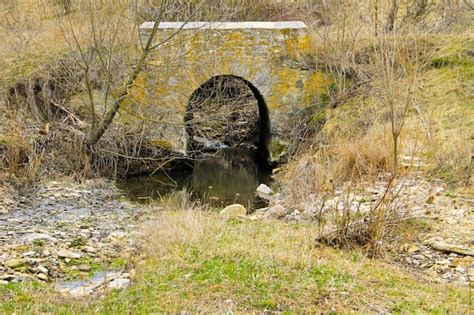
[282,132,392,202]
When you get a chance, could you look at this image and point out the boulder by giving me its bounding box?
[256,184,274,201]
[220,204,247,218]
[264,204,287,219]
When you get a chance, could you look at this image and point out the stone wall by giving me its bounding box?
[125,21,329,155]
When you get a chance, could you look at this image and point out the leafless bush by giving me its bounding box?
[139,0,290,22]
[50,0,72,15]
[0,0,39,56]
[282,133,391,203]
[315,177,412,257]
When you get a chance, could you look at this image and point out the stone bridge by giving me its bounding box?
[128,21,329,159]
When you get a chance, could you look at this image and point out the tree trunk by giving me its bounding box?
[385,0,398,32]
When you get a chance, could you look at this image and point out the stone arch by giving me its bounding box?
[185,75,270,160]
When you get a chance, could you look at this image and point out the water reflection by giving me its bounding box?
[119,148,273,209]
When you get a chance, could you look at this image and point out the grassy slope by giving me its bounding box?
[319,33,474,191]
[0,211,471,314]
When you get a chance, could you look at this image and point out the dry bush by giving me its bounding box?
[282,133,391,203]
[280,128,420,256]
[429,129,473,188]
[0,125,44,182]
[139,0,317,22]
[315,178,412,257]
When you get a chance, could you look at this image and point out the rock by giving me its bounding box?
[0,280,8,285]
[0,275,17,281]
[108,231,127,239]
[247,211,266,221]
[264,204,286,219]
[426,195,435,204]
[407,245,420,254]
[37,265,49,275]
[108,278,130,290]
[256,184,274,201]
[57,250,81,259]
[78,264,91,272]
[36,273,48,281]
[20,233,58,243]
[3,259,26,269]
[0,206,8,214]
[82,246,97,254]
[220,204,247,218]
[69,286,94,298]
[429,241,474,257]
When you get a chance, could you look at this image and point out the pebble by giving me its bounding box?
[78,264,91,272]
[58,250,82,259]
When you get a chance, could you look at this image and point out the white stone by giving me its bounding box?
[141,21,308,30]
[256,184,274,200]
[37,265,49,274]
[69,286,94,298]
[57,250,81,259]
[108,278,130,290]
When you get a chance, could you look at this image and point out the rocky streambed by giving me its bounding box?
[0,179,150,297]
[0,175,472,299]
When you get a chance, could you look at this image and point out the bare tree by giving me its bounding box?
[371,28,422,175]
[56,0,197,147]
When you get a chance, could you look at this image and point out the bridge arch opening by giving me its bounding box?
[185,75,270,160]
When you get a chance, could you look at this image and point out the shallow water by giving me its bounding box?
[119,148,273,209]
[56,270,122,291]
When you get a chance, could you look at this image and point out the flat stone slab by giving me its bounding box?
[140,21,307,30]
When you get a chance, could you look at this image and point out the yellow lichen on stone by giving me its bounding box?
[131,25,331,149]
[149,139,175,150]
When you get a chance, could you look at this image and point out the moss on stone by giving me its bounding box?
[149,139,175,150]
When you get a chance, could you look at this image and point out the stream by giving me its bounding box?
[118,148,274,209]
